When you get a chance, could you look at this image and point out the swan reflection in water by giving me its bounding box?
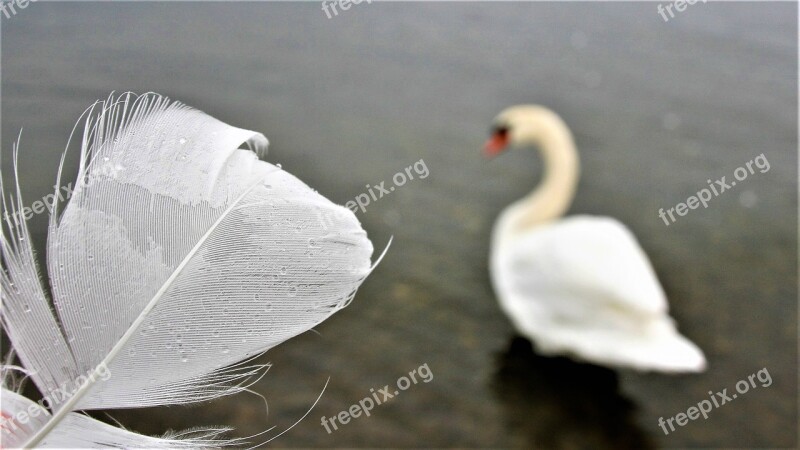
[491,337,654,450]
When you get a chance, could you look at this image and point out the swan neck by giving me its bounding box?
[517,118,580,229]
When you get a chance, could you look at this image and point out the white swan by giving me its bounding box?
[485,105,706,373]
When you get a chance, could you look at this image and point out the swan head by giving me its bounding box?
[483,105,571,158]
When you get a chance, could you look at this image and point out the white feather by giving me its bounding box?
[1,388,235,448]
[1,92,377,447]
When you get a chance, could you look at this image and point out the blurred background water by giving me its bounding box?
[1,2,797,448]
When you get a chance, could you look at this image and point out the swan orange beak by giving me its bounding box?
[483,131,510,158]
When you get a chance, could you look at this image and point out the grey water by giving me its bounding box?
[1,2,796,448]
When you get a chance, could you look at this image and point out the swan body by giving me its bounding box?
[486,105,705,372]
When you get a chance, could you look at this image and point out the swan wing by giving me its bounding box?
[494,215,668,323]
[492,215,706,371]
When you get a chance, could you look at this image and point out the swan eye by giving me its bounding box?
[484,125,512,157]
[491,125,510,137]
